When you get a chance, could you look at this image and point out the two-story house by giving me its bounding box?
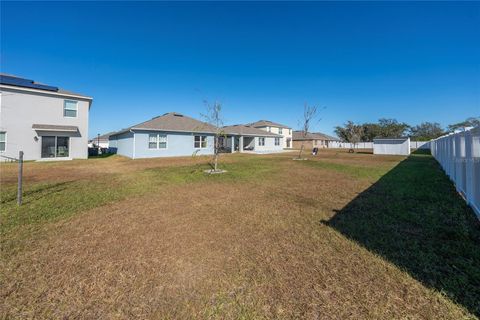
[248,120,293,148]
[0,74,93,161]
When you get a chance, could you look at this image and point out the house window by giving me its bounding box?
[0,132,5,151]
[279,128,283,134]
[274,137,280,146]
[289,129,292,135]
[258,137,265,146]
[268,127,271,132]
[194,135,207,148]
[64,100,78,117]
[149,133,167,149]
[41,136,69,158]
[158,135,167,148]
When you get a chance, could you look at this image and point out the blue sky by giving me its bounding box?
[1,1,479,138]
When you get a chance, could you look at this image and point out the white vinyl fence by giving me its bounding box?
[430,127,480,218]
[410,141,431,149]
[327,141,429,150]
[328,141,374,149]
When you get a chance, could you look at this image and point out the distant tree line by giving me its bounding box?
[334,117,480,142]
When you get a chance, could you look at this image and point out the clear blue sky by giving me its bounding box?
[1,1,479,138]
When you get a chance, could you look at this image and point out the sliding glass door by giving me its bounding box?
[41,136,69,158]
[56,137,69,157]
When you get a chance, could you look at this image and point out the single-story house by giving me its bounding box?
[109,112,216,159]
[292,131,339,149]
[220,124,283,153]
[109,113,284,159]
[247,120,293,148]
[373,137,411,155]
[0,73,92,161]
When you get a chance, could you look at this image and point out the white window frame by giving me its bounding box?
[64,100,78,118]
[0,131,6,152]
[194,135,208,149]
[148,133,167,149]
[279,128,283,134]
[274,137,280,146]
[258,137,265,146]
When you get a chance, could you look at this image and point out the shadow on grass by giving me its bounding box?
[1,181,73,204]
[323,154,480,316]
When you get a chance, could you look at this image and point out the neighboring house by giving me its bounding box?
[221,124,283,153]
[248,120,293,148]
[0,74,92,161]
[373,137,411,155]
[108,113,285,159]
[88,132,115,149]
[109,112,217,159]
[292,131,339,149]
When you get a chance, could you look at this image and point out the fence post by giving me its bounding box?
[17,151,23,206]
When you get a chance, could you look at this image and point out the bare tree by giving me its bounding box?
[201,100,224,172]
[296,103,319,159]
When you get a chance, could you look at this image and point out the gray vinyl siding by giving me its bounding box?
[0,86,90,161]
[109,131,134,158]
[133,131,214,158]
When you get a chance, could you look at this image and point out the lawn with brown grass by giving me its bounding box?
[1,150,479,319]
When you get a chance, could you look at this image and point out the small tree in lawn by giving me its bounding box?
[334,121,364,153]
[201,100,225,173]
[296,103,319,160]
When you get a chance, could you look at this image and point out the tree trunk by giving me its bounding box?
[298,143,305,159]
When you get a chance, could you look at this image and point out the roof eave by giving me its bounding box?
[0,84,93,100]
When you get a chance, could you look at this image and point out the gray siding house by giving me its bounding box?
[109,112,216,159]
[109,113,284,159]
[0,74,92,161]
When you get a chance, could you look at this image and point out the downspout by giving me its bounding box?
[130,129,136,160]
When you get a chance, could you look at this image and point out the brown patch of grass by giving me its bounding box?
[0,150,477,319]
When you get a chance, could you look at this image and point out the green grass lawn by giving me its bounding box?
[1,151,479,319]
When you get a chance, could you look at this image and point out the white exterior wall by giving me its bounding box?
[431,127,480,218]
[256,126,293,148]
[0,86,91,161]
[373,138,410,156]
[254,136,284,152]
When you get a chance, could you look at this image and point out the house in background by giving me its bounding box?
[0,74,92,161]
[109,112,216,159]
[248,120,293,148]
[109,113,285,159]
[221,124,283,153]
[88,131,115,149]
[292,131,339,149]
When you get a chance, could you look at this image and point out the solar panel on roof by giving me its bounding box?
[0,75,59,92]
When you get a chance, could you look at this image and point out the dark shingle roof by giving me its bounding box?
[293,130,339,141]
[222,125,282,137]
[113,112,217,135]
[248,120,290,129]
[32,124,78,132]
